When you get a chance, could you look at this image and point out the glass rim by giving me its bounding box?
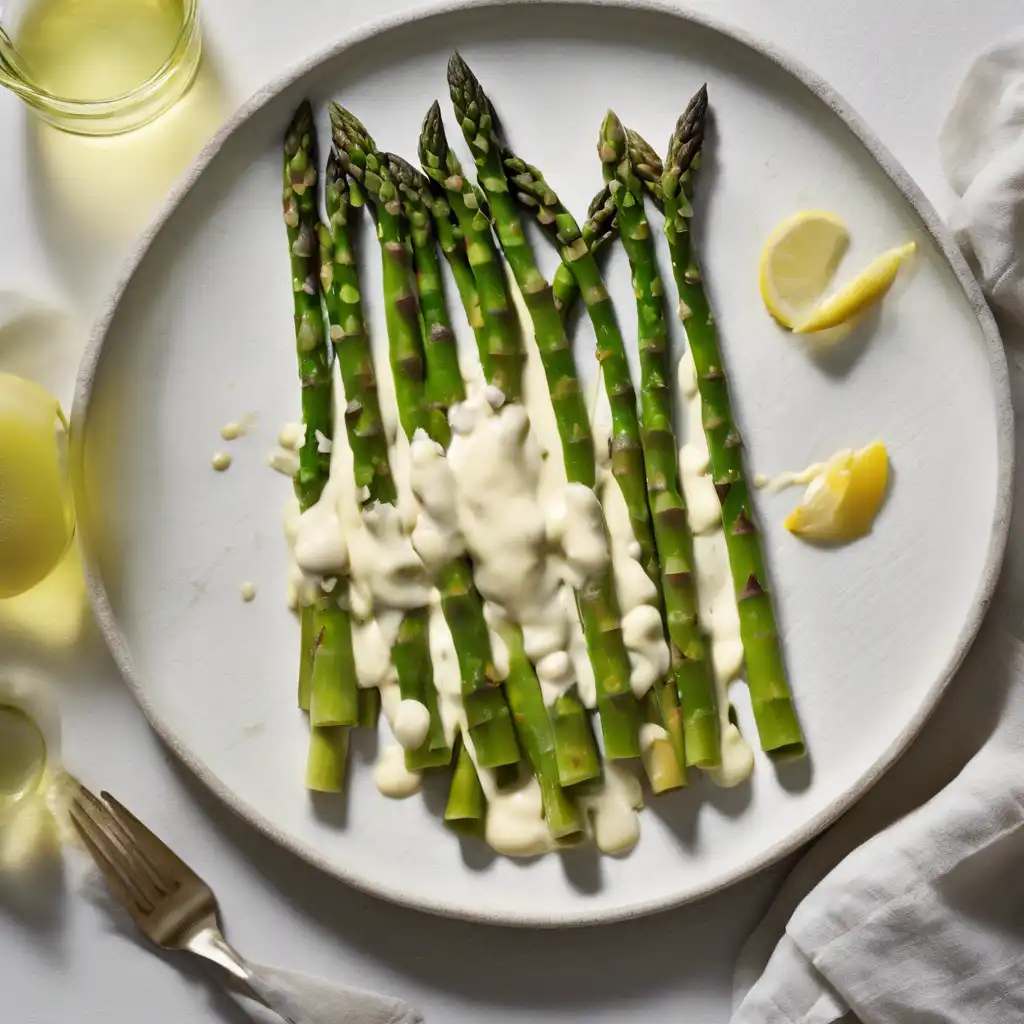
[8,0,200,119]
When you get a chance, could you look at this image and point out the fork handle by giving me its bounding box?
[188,927,300,1024]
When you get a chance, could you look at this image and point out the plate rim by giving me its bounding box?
[70,0,1015,927]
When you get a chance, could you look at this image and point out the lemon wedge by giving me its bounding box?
[793,243,916,334]
[784,442,888,543]
[0,374,75,599]
[759,211,850,329]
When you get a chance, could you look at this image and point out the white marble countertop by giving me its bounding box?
[0,1,1020,1021]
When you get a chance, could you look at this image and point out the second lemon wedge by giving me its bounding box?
[793,243,916,334]
[784,442,889,543]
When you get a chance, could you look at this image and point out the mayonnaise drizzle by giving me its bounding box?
[374,746,422,798]
[754,461,831,496]
[446,386,596,707]
[597,444,670,699]
[393,699,431,751]
[677,350,755,788]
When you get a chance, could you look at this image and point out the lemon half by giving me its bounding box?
[784,442,888,543]
[0,374,75,599]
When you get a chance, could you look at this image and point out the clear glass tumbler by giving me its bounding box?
[0,0,201,135]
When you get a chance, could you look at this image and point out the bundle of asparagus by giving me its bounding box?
[274,62,805,855]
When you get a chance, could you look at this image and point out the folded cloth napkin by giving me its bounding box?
[239,962,422,1024]
[730,35,1024,1024]
[940,33,1024,322]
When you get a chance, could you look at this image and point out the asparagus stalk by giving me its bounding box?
[447,52,641,761]
[500,150,658,586]
[385,154,462,418]
[500,622,583,839]
[418,101,602,784]
[444,735,487,838]
[544,135,663,319]
[662,87,804,758]
[322,152,397,507]
[332,108,520,769]
[550,186,616,317]
[423,184,489,360]
[599,110,720,769]
[283,100,357,791]
[419,100,523,397]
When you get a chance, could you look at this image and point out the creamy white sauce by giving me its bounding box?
[211,451,232,472]
[267,447,300,477]
[278,421,304,450]
[346,502,432,612]
[409,430,466,573]
[221,414,257,441]
[394,699,431,751]
[580,762,643,855]
[755,460,831,496]
[546,482,609,588]
[597,451,670,699]
[446,389,575,702]
[293,496,349,576]
[373,745,422,798]
[677,350,755,788]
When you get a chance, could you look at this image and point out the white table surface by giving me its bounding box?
[1,2,1021,1021]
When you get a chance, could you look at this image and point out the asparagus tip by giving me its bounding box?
[598,109,626,163]
[447,48,470,84]
[285,98,314,153]
[667,84,709,174]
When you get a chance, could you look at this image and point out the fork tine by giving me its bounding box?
[76,786,171,897]
[69,797,156,917]
[92,790,178,894]
[100,791,203,890]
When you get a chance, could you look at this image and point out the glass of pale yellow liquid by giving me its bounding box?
[0,704,47,818]
[0,0,201,134]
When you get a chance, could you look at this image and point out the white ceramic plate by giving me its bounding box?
[72,0,1012,925]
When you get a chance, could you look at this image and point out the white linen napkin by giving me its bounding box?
[729,34,1024,1024]
[240,962,423,1024]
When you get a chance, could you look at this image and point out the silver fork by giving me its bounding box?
[68,780,299,1023]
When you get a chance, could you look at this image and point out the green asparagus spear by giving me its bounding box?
[419,100,523,397]
[543,135,663,320]
[447,52,641,761]
[418,101,602,783]
[500,622,583,839]
[283,100,357,790]
[598,110,720,768]
[662,86,804,758]
[322,152,397,507]
[445,735,487,838]
[422,183,489,361]
[385,154,463,417]
[501,150,658,587]
[550,186,616,317]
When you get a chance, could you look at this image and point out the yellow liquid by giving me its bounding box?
[0,706,46,809]
[16,0,187,102]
